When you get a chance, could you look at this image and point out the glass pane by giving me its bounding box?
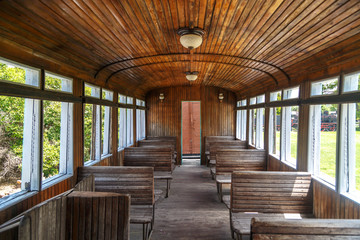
[45,72,72,93]
[43,100,61,179]
[269,107,281,157]
[281,106,298,165]
[127,97,133,105]
[102,89,113,101]
[344,72,360,93]
[0,58,40,87]
[119,94,127,104]
[241,99,247,106]
[237,101,241,107]
[0,96,25,197]
[257,94,265,103]
[84,104,93,162]
[270,91,281,101]
[250,97,256,105]
[311,78,338,96]
[283,86,299,100]
[118,108,126,149]
[319,104,338,183]
[84,83,100,98]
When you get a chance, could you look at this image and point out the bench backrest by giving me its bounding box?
[19,194,67,240]
[216,149,266,175]
[138,140,176,151]
[124,147,173,172]
[146,136,177,148]
[78,166,154,205]
[251,218,360,239]
[204,136,235,153]
[66,191,130,240]
[231,171,313,213]
[18,191,130,240]
[209,141,247,161]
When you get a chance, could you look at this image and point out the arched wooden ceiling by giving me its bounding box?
[0,0,359,98]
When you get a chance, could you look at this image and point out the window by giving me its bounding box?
[0,57,40,87]
[241,99,247,106]
[249,109,255,145]
[118,108,126,149]
[237,101,241,107]
[101,105,111,156]
[269,107,281,157]
[309,104,338,185]
[127,97,133,105]
[119,94,127,104]
[236,109,247,141]
[0,96,40,199]
[102,89,113,101]
[283,86,299,100]
[136,99,145,107]
[270,91,282,102]
[136,109,146,141]
[281,106,299,166]
[118,106,134,149]
[0,64,73,205]
[45,72,72,93]
[84,83,100,98]
[311,78,338,96]
[343,72,360,93]
[256,94,265,104]
[84,103,101,163]
[127,108,134,146]
[250,97,256,105]
[340,103,360,196]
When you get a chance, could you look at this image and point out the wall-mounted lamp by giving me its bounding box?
[159,93,164,103]
[218,93,224,103]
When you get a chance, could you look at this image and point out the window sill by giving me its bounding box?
[42,173,73,191]
[101,153,112,160]
[118,147,125,152]
[312,175,336,191]
[341,192,360,205]
[281,160,297,170]
[269,153,280,160]
[0,190,38,211]
[84,159,101,166]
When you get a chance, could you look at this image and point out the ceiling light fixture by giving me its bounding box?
[177,28,205,50]
[186,71,199,81]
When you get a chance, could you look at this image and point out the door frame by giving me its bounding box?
[181,101,201,165]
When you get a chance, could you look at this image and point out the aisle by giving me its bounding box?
[151,165,232,240]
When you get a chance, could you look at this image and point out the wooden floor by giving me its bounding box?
[149,165,232,240]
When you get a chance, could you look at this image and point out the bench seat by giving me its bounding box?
[233,213,314,239]
[251,218,360,239]
[130,205,154,224]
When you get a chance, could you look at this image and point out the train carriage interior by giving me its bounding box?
[0,0,360,239]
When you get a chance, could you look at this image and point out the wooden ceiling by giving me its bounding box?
[0,0,359,98]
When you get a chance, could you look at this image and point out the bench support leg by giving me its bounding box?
[166,179,170,198]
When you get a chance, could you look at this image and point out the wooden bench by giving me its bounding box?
[204,136,235,159]
[78,166,155,240]
[124,147,173,198]
[0,175,131,240]
[230,171,313,240]
[138,139,177,165]
[208,140,247,166]
[214,149,266,202]
[251,218,360,239]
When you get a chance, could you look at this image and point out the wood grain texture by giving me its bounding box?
[251,218,360,239]
[0,0,358,98]
[231,171,313,214]
[146,86,236,165]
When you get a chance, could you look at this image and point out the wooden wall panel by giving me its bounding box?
[313,180,360,219]
[146,86,236,165]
